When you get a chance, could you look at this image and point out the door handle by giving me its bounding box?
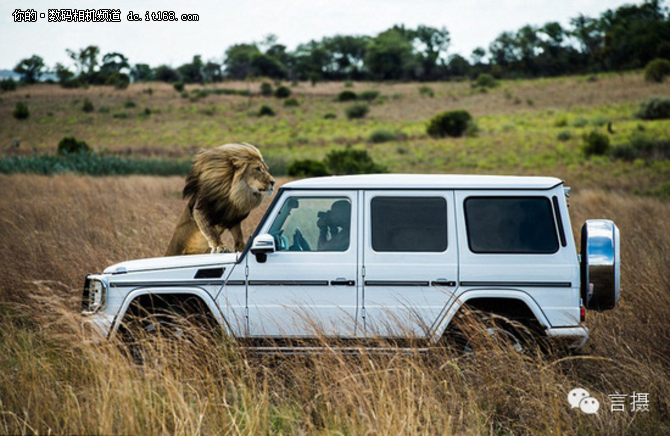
[432,280,456,287]
[330,279,355,286]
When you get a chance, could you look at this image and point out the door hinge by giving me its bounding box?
[245,307,249,319]
[361,307,366,319]
[362,266,366,277]
[245,265,249,277]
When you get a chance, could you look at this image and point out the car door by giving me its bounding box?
[361,191,458,338]
[455,190,580,327]
[246,191,359,337]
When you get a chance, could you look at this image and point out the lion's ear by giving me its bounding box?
[229,155,246,170]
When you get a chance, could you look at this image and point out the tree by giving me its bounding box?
[471,47,486,65]
[570,14,604,69]
[322,35,369,79]
[412,25,451,79]
[489,31,519,68]
[224,43,261,79]
[131,63,154,82]
[202,61,222,82]
[99,52,130,87]
[515,25,540,75]
[178,55,204,83]
[67,45,100,80]
[251,54,287,79]
[153,64,181,82]
[365,27,416,80]
[100,52,129,76]
[54,63,74,83]
[599,0,670,70]
[13,55,45,83]
[447,54,471,77]
[293,40,330,81]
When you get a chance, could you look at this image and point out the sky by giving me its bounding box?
[0,0,647,71]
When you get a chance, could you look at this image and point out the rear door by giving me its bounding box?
[361,191,458,338]
[455,190,580,327]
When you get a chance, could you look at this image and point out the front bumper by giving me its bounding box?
[81,312,115,343]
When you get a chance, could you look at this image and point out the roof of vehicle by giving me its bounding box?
[282,174,564,190]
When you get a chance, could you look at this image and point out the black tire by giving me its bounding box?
[118,295,217,365]
[444,309,545,356]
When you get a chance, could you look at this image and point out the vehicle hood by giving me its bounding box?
[103,253,240,275]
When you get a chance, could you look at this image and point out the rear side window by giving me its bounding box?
[464,197,558,254]
[371,197,447,252]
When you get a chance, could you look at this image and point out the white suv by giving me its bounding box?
[82,175,620,351]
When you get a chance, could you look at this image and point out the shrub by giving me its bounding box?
[57,136,92,156]
[554,116,568,127]
[105,72,130,90]
[260,82,273,96]
[323,112,337,119]
[283,98,300,107]
[112,111,129,119]
[258,105,275,117]
[358,90,380,102]
[418,86,435,97]
[287,159,330,177]
[345,103,369,120]
[0,154,190,176]
[572,117,588,127]
[82,98,94,113]
[12,102,29,120]
[274,86,291,98]
[337,90,357,102]
[636,97,670,120]
[344,80,354,88]
[611,134,670,161]
[473,73,497,89]
[426,110,473,138]
[582,131,610,157]
[123,99,136,109]
[173,82,185,92]
[369,128,401,143]
[1,78,17,91]
[644,58,670,83]
[556,131,572,142]
[325,146,386,174]
[609,144,638,161]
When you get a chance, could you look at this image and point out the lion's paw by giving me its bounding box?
[211,246,231,254]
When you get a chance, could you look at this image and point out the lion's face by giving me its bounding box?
[242,159,275,197]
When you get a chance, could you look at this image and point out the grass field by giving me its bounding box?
[1,73,669,434]
[2,73,670,192]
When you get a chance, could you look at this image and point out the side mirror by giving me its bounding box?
[250,234,275,263]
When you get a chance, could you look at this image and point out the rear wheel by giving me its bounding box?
[444,309,544,356]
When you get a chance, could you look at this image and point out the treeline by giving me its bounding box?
[10,0,670,86]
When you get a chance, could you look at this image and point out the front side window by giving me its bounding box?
[269,197,351,252]
[371,196,448,252]
[464,197,559,254]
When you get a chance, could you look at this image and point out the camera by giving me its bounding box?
[317,210,332,229]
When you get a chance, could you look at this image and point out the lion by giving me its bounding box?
[165,143,275,256]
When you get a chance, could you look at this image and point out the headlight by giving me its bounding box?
[82,276,107,313]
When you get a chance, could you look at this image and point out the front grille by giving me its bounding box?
[82,276,92,311]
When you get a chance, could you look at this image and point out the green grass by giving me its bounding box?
[0,154,190,176]
[1,75,669,193]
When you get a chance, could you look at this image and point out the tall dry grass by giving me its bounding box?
[0,174,669,434]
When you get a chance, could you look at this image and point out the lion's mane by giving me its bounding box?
[165,143,274,256]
